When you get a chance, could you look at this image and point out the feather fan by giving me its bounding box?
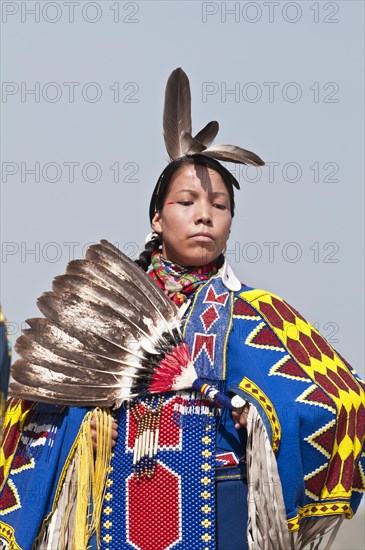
[10,240,235,410]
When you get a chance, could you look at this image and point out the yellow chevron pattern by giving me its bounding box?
[239,289,365,500]
[0,399,32,493]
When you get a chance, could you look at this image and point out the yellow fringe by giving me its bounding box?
[70,408,113,550]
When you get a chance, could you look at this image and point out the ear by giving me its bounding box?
[151,212,163,234]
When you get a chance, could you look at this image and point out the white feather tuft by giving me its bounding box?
[171,360,197,391]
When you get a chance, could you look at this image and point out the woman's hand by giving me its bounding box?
[90,415,118,451]
[231,402,250,430]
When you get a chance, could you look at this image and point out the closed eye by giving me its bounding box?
[177,201,193,206]
[213,203,228,210]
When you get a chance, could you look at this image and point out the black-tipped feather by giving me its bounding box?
[9,381,115,407]
[20,318,145,365]
[37,291,158,356]
[87,241,179,338]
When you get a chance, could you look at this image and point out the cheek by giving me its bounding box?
[161,209,187,236]
[221,216,232,238]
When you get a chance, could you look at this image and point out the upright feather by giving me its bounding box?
[193,121,219,148]
[163,68,193,160]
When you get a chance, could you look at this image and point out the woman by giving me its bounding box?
[95,153,364,550]
[0,155,253,550]
[1,70,364,550]
[103,155,253,550]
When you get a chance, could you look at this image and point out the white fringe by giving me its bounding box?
[290,516,344,550]
[246,405,291,550]
[246,405,344,550]
[32,453,77,550]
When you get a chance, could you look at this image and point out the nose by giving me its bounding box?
[195,200,212,225]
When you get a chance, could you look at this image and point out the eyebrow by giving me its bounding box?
[175,189,229,198]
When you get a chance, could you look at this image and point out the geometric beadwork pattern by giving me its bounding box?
[183,280,233,381]
[233,298,261,320]
[0,479,21,516]
[305,420,337,460]
[269,354,311,383]
[287,501,353,531]
[304,463,329,501]
[0,403,87,550]
[238,377,281,453]
[203,285,229,307]
[126,462,182,549]
[240,289,365,501]
[245,322,285,352]
[125,397,182,453]
[0,400,58,517]
[200,305,219,332]
[353,455,365,492]
[296,384,336,415]
[0,522,21,550]
[100,393,217,550]
[0,399,33,495]
[191,333,216,367]
[5,447,36,515]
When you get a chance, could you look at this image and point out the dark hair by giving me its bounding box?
[136,155,237,271]
[135,233,162,272]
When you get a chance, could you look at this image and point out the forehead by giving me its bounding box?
[168,164,227,194]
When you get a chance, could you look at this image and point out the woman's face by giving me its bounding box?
[152,164,232,267]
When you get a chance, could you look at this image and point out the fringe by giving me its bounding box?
[172,389,221,429]
[33,408,113,550]
[33,452,78,549]
[289,516,344,550]
[74,408,112,549]
[246,405,291,550]
[246,406,344,550]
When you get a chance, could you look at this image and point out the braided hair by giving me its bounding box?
[135,233,161,272]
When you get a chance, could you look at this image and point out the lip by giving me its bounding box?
[190,232,214,242]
